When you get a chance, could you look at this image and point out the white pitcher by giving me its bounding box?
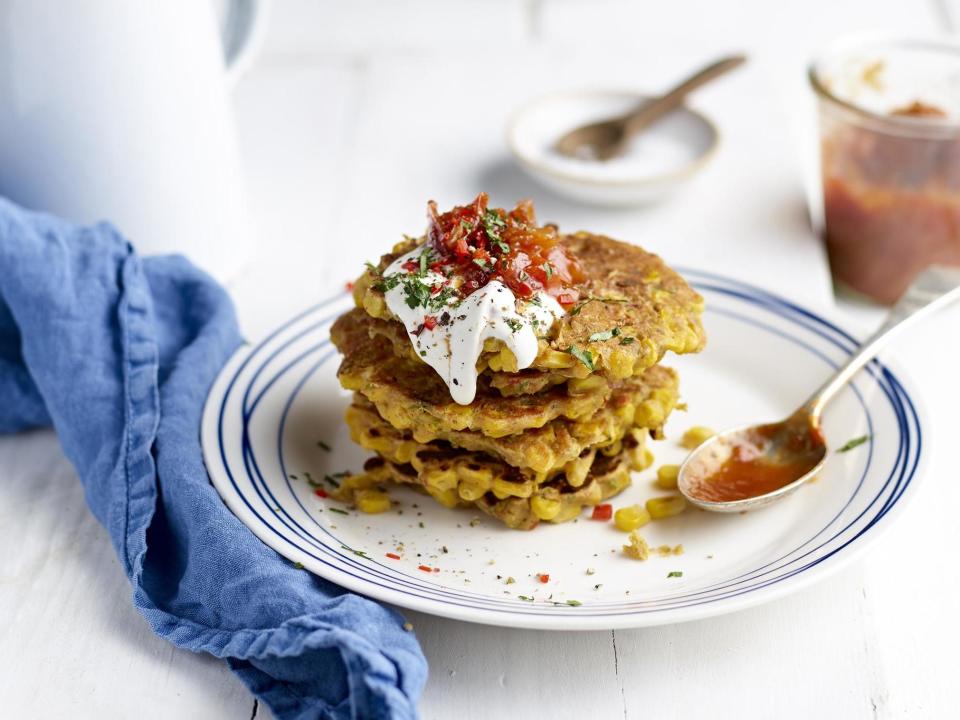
[0,0,266,281]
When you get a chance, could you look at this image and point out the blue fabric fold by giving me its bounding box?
[0,197,426,719]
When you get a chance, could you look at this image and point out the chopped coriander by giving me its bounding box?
[472,257,489,270]
[482,209,507,246]
[566,346,595,371]
[619,336,636,345]
[588,327,621,342]
[293,561,305,570]
[494,239,510,253]
[542,262,553,279]
[340,544,371,559]
[402,278,431,309]
[504,318,523,333]
[323,474,341,488]
[667,571,683,578]
[527,295,541,306]
[517,595,534,602]
[418,521,425,528]
[317,440,331,452]
[328,507,349,515]
[565,599,582,607]
[374,273,401,293]
[837,435,870,453]
[419,251,429,275]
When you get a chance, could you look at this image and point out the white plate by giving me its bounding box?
[201,270,926,630]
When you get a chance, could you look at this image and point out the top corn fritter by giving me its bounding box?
[351,194,705,398]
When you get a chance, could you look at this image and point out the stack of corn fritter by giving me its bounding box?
[330,202,705,529]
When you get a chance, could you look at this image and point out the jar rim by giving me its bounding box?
[808,32,960,137]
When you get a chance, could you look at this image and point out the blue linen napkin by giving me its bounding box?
[0,197,427,719]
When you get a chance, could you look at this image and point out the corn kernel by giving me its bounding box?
[340,474,377,492]
[355,489,391,514]
[457,464,490,484]
[552,503,583,523]
[498,346,519,372]
[530,496,562,520]
[540,349,576,369]
[655,464,680,490]
[607,467,632,494]
[615,402,636,422]
[563,450,595,488]
[600,439,623,457]
[646,495,687,519]
[491,478,532,499]
[614,504,651,532]
[427,486,461,508]
[608,348,633,378]
[641,446,655,470]
[394,440,418,464]
[641,402,663,429]
[422,467,458,492]
[680,425,715,449]
[457,476,490,502]
[362,292,386,318]
[567,375,607,396]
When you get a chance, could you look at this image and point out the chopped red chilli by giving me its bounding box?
[385,552,401,560]
[537,573,550,584]
[422,193,584,307]
[313,488,328,498]
[591,504,612,521]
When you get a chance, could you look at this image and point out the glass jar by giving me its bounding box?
[810,35,960,304]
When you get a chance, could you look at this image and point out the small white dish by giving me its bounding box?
[202,270,926,631]
[506,89,719,206]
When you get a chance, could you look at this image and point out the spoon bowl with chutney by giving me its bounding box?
[679,266,960,513]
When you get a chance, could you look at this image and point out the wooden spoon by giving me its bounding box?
[554,54,746,161]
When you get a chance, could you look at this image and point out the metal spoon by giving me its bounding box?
[678,266,960,513]
[554,54,746,161]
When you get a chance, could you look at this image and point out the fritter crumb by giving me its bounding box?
[623,532,650,561]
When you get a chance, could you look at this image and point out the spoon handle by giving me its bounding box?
[804,265,960,421]
[621,55,746,137]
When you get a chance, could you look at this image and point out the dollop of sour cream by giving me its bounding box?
[382,246,565,405]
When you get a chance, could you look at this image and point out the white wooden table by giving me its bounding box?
[3,2,960,717]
